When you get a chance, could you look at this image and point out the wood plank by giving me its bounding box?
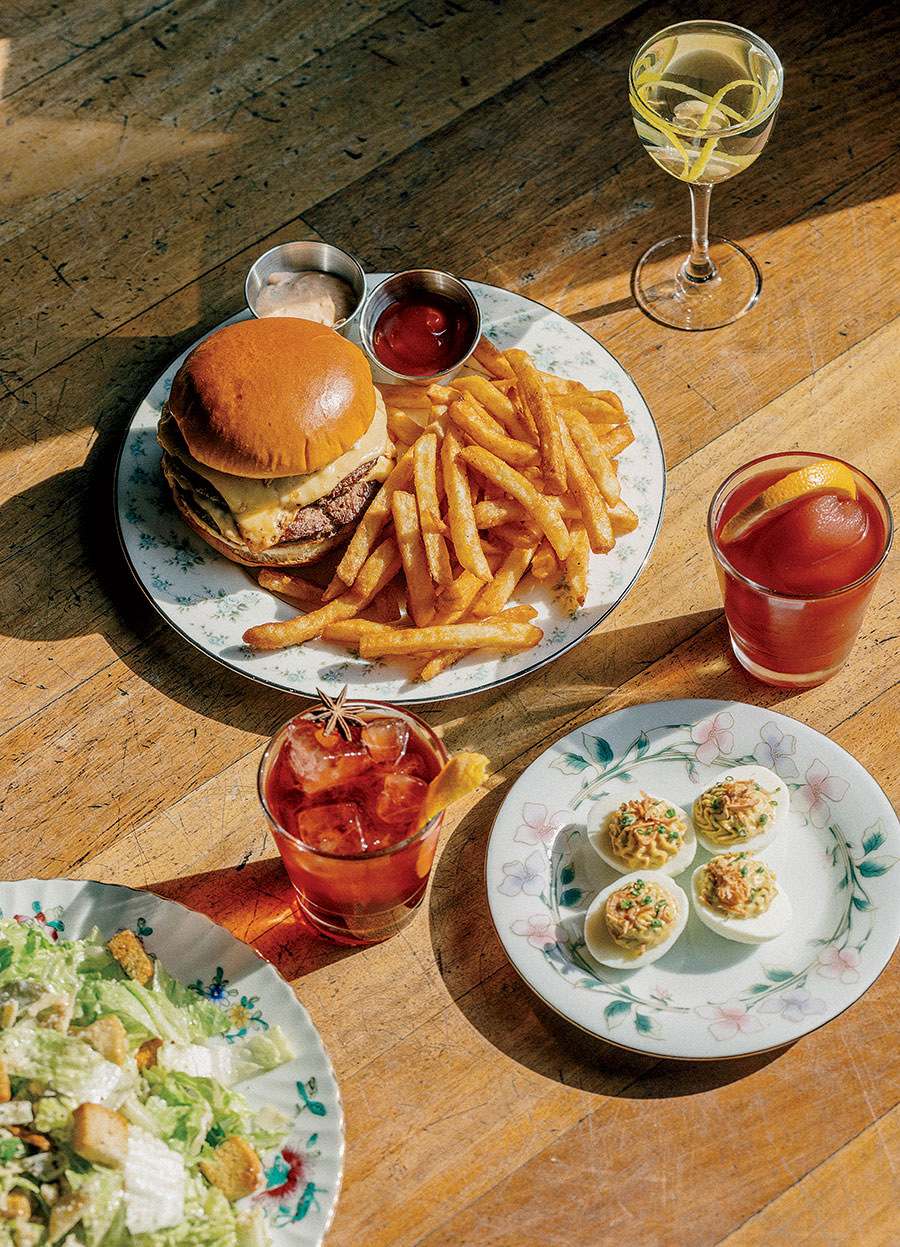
[0,0,639,388]
[720,1103,900,1246]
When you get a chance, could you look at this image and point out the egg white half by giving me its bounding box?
[691,859,793,944]
[586,791,697,877]
[692,764,789,855]
[583,870,689,969]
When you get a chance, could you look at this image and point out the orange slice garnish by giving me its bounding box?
[719,459,857,544]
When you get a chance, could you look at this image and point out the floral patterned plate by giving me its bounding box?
[0,878,344,1243]
[486,699,900,1059]
[114,278,664,703]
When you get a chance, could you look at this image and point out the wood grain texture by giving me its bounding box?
[1,0,899,1244]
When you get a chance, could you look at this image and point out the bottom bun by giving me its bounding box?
[164,466,353,568]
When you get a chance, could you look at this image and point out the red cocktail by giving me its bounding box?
[708,452,892,687]
[259,700,448,944]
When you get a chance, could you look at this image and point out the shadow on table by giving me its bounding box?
[148,857,363,979]
[429,785,791,1098]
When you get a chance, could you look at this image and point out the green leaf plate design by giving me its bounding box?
[486,699,900,1059]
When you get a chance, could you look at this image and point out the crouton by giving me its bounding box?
[0,1191,31,1220]
[107,930,154,986]
[48,1190,90,1240]
[72,1014,128,1067]
[0,1056,9,1103]
[72,1102,129,1167]
[135,1037,163,1072]
[38,1000,73,1032]
[199,1135,264,1201]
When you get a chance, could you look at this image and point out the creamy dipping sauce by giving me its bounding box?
[255,270,358,326]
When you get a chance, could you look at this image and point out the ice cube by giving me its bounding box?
[361,717,409,764]
[373,773,428,826]
[297,802,365,854]
[283,721,371,796]
[764,495,873,593]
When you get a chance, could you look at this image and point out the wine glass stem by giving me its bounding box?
[683,182,716,283]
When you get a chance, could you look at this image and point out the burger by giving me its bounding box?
[157,316,394,567]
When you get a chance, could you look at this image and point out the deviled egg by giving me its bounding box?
[584,870,689,968]
[692,765,788,855]
[587,791,696,876]
[691,852,792,944]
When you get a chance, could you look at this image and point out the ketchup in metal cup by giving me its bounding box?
[371,291,475,376]
[259,703,448,944]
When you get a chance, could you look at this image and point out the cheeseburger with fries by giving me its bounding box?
[157,317,395,567]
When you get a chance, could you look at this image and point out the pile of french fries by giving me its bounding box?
[242,336,639,681]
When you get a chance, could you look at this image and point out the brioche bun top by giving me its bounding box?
[167,317,376,478]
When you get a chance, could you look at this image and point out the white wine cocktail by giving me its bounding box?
[629,21,782,330]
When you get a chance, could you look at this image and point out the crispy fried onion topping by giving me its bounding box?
[694,776,776,845]
[698,853,777,919]
[606,792,687,869]
[604,877,677,955]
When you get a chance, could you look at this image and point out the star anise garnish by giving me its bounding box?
[309,685,366,742]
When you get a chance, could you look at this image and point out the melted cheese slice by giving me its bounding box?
[159,391,392,552]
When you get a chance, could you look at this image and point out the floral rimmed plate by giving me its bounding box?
[114,278,665,704]
[0,878,344,1243]
[486,699,900,1060]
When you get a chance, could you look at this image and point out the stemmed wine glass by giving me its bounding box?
[629,20,783,330]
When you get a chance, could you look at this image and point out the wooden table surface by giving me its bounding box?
[3,0,899,1242]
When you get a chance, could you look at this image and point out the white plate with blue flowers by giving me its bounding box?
[0,878,344,1243]
[115,278,665,703]
[486,699,900,1059]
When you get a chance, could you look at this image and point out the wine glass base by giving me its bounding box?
[632,234,762,331]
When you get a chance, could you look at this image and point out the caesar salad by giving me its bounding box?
[0,917,295,1246]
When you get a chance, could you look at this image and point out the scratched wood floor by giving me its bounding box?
[2,0,899,1243]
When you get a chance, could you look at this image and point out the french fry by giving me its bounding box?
[599,424,635,458]
[473,497,530,529]
[559,407,622,504]
[559,421,614,555]
[243,539,403,650]
[434,567,490,621]
[412,430,447,532]
[538,369,588,395]
[530,540,560,582]
[357,618,542,658]
[391,489,436,626]
[320,618,398,644]
[448,397,539,469]
[256,569,323,604]
[472,334,514,379]
[332,454,412,590]
[243,597,363,651]
[378,384,433,409]
[416,651,467,682]
[385,408,426,447]
[563,521,591,611]
[471,543,537,618]
[441,427,494,582]
[411,603,536,680]
[491,520,543,548]
[425,383,457,405]
[504,349,567,494]
[553,392,626,420]
[459,443,572,560]
[607,495,640,535]
[453,374,515,423]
